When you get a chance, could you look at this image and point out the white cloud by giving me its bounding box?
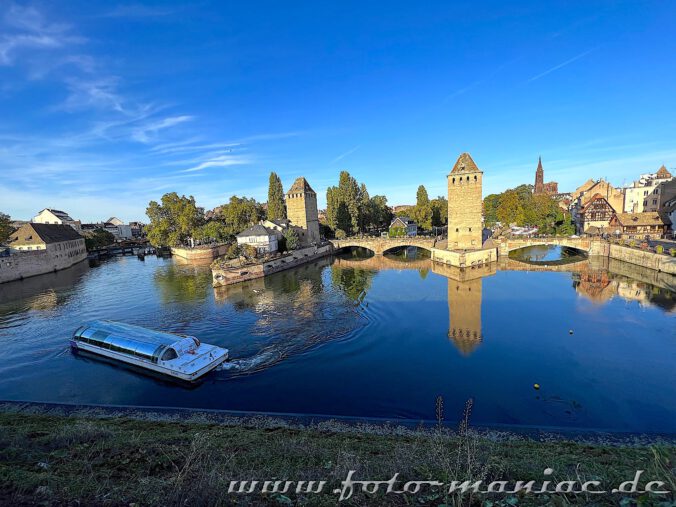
[0,3,84,65]
[183,154,252,172]
[131,115,194,143]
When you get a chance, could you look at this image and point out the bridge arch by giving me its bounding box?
[381,244,433,255]
[331,243,378,256]
[499,237,593,256]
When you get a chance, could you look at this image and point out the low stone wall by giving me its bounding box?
[0,250,88,284]
[608,244,676,275]
[431,246,498,268]
[212,244,333,287]
[171,244,229,262]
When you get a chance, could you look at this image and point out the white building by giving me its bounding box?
[32,208,81,231]
[236,224,279,255]
[106,217,125,226]
[389,216,418,237]
[623,165,673,213]
[103,222,133,240]
[9,223,86,256]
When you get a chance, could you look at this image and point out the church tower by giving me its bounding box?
[534,156,544,194]
[285,177,320,244]
[447,152,483,250]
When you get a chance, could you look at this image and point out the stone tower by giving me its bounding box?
[285,177,320,245]
[447,152,483,250]
[534,156,544,194]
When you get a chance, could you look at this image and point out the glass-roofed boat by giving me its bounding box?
[71,320,229,381]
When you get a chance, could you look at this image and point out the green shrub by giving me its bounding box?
[389,226,405,238]
[225,243,240,259]
[335,229,346,240]
[283,228,299,251]
[670,248,676,257]
[629,240,636,248]
[655,245,664,254]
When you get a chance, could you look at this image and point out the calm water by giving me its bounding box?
[0,247,674,433]
[509,244,588,263]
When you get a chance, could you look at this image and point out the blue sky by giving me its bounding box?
[1,1,675,222]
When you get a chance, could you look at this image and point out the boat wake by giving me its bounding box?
[216,348,282,375]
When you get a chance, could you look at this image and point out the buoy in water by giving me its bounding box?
[569,330,574,335]
[533,383,540,390]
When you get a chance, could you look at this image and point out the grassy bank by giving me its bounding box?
[0,405,674,506]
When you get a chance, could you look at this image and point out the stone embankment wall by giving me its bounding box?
[608,244,676,275]
[171,244,229,262]
[0,250,88,284]
[212,244,333,287]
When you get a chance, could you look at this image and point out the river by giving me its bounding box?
[0,247,674,433]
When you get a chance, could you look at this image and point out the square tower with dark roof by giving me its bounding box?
[285,177,320,245]
[447,152,483,250]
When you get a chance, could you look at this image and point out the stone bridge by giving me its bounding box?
[497,237,606,256]
[330,236,438,255]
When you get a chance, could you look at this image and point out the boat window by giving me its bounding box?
[161,348,178,361]
[90,330,109,345]
[134,350,153,361]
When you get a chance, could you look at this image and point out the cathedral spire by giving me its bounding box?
[534,156,544,194]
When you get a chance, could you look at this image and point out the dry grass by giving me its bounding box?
[0,404,673,506]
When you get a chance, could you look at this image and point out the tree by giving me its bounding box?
[146,193,204,247]
[339,171,360,234]
[283,228,299,251]
[0,212,13,244]
[193,220,229,243]
[326,187,339,230]
[412,185,432,230]
[357,183,371,233]
[266,172,286,220]
[430,196,448,227]
[84,228,115,250]
[218,196,265,236]
[496,190,524,225]
[369,195,393,228]
[483,194,500,225]
[326,171,382,236]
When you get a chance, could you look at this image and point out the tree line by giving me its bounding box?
[397,185,448,230]
[145,172,291,247]
[483,184,574,235]
[325,171,393,238]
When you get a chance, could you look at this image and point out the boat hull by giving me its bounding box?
[71,341,228,381]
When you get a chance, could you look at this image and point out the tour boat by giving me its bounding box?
[70,320,229,382]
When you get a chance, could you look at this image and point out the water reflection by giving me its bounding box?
[0,260,89,306]
[0,249,674,432]
[510,244,588,264]
[432,263,496,355]
[332,250,675,358]
[153,263,213,304]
